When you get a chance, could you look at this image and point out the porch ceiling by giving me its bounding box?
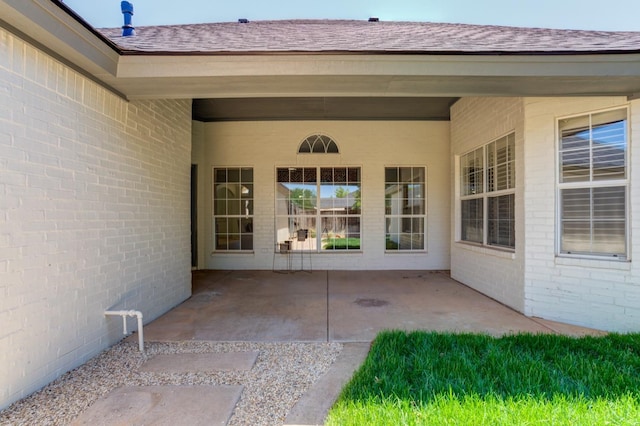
[192,97,458,121]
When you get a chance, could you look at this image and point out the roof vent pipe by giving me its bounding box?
[121,1,135,37]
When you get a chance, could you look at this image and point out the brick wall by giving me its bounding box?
[450,98,526,312]
[0,29,192,409]
[523,97,640,332]
[192,120,451,270]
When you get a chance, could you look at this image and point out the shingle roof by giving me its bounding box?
[97,20,640,54]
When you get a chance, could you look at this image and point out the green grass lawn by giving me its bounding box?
[326,331,640,425]
[323,237,361,250]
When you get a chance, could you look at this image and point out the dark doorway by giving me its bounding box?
[191,164,198,268]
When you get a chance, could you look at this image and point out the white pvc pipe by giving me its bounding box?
[105,310,144,352]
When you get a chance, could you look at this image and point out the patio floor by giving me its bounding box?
[142,269,603,343]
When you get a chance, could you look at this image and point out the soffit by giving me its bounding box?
[192,97,458,121]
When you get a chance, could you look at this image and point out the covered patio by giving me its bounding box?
[3,2,640,418]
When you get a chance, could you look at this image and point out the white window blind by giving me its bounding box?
[558,108,628,258]
[460,133,515,249]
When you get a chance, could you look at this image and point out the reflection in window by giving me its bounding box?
[461,147,483,196]
[276,167,361,251]
[461,198,483,244]
[214,167,253,251]
[385,167,426,250]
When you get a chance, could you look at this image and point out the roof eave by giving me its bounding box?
[4,1,640,100]
[1,0,126,97]
[116,48,640,56]
[48,0,123,54]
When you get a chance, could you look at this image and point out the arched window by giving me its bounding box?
[298,134,339,154]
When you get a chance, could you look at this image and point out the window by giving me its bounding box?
[298,134,339,153]
[558,108,628,258]
[385,167,426,250]
[214,167,253,251]
[459,133,515,249]
[276,167,361,251]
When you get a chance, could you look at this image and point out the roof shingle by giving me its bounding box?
[97,20,640,54]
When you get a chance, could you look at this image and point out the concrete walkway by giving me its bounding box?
[102,270,603,425]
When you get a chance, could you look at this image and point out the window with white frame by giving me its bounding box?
[213,167,253,251]
[557,108,628,258]
[459,133,515,249]
[276,167,361,251]
[385,167,426,250]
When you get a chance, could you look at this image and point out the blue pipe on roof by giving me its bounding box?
[121,1,135,37]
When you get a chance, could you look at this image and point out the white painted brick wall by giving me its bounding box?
[449,97,525,312]
[192,120,451,270]
[523,97,640,332]
[0,29,192,409]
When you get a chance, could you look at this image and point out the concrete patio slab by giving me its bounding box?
[139,270,604,344]
[142,270,329,342]
[328,270,555,341]
[71,385,243,426]
[139,352,259,373]
[531,317,608,337]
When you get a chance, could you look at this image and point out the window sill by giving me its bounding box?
[211,251,255,255]
[276,250,364,254]
[455,242,515,260]
[555,255,631,270]
[385,250,428,254]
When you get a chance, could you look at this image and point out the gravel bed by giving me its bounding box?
[0,340,343,426]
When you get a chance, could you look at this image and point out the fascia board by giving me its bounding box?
[115,53,640,79]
